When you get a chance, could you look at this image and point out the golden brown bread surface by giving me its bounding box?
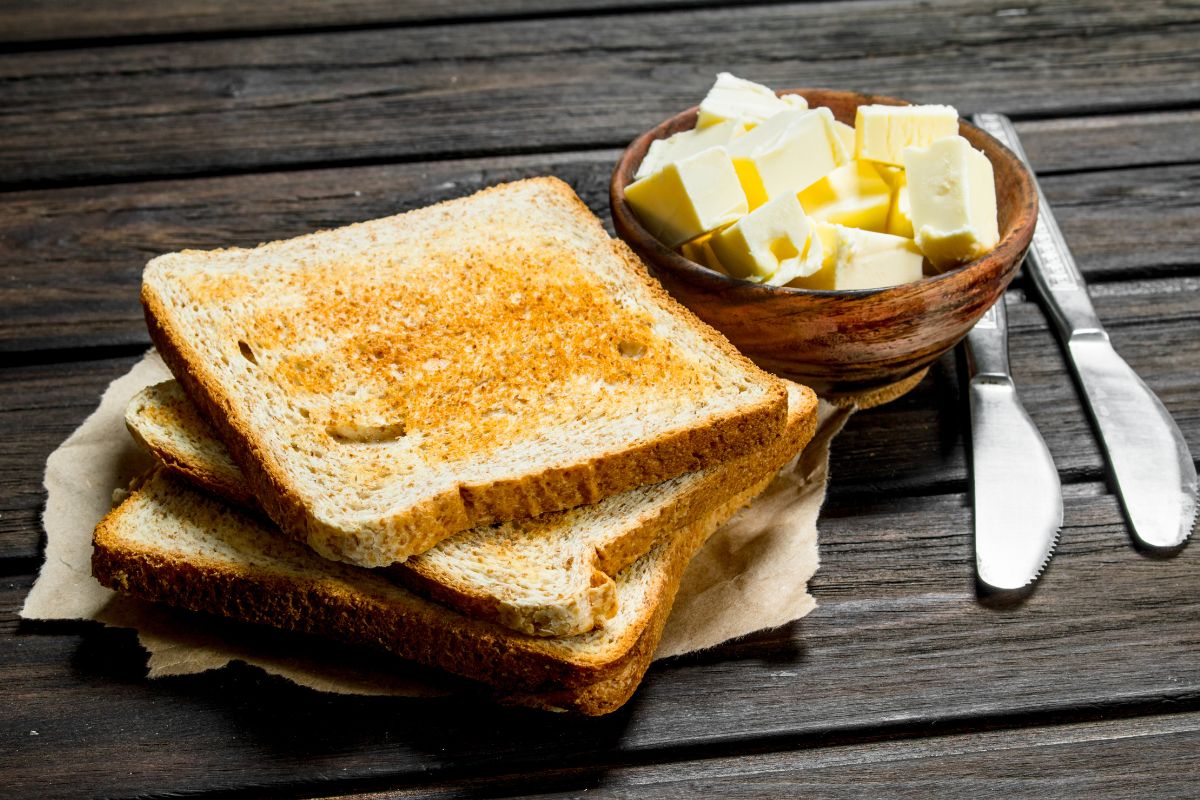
[142,177,788,568]
[94,385,818,714]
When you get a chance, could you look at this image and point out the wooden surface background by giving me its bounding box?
[2,1,1198,798]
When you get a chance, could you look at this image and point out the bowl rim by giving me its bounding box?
[609,88,1038,301]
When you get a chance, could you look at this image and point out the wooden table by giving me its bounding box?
[2,1,1198,797]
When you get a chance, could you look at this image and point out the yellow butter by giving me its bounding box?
[873,165,914,236]
[855,104,959,166]
[624,147,748,248]
[833,120,856,155]
[679,230,728,274]
[887,183,914,238]
[875,163,905,189]
[710,194,823,286]
[903,135,999,269]
[697,73,797,128]
[798,160,891,233]
[783,94,811,112]
[728,107,848,209]
[635,118,750,179]
[789,222,924,291]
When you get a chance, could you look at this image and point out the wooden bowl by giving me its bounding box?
[610,89,1037,403]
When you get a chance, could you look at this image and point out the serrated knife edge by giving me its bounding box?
[965,298,1062,590]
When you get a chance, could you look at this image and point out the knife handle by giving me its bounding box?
[964,296,1012,381]
[971,113,1105,341]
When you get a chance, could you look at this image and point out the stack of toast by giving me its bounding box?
[92,177,819,714]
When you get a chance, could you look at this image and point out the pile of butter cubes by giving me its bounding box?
[624,74,1000,291]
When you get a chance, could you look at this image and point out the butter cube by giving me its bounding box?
[798,160,892,233]
[872,164,914,235]
[697,73,795,128]
[710,194,823,286]
[679,230,728,274]
[855,104,959,166]
[789,223,924,291]
[833,120,856,155]
[635,118,750,179]
[624,147,748,248]
[783,94,811,112]
[875,164,905,189]
[887,183,914,238]
[903,135,999,269]
[728,107,848,209]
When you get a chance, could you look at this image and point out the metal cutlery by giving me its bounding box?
[964,297,1063,589]
[973,113,1197,549]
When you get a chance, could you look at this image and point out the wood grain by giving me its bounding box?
[0,150,613,353]
[1,0,1197,185]
[4,484,1197,799]
[1019,109,1200,175]
[0,357,141,562]
[358,713,1200,798]
[0,0,760,45]
[1,135,1196,355]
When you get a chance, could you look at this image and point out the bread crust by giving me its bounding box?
[126,380,810,637]
[91,462,779,714]
[123,414,256,511]
[94,387,818,714]
[498,470,783,714]
[91,467,754,699]
[141,177,788,568]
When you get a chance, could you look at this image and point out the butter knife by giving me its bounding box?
[973,113,1198,549]
[964,297,1062,589]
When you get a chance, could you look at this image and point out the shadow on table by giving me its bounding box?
[47,613,808,797]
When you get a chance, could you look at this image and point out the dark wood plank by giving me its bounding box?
[2,275,1196,562]
[0,356,141,562]
[0,150,611,353]
[365,713,1200,799]
[1035,167,1200,282]
[4,481,1198,798]
[1,123,1197,354]
[0,0,753,45]
[2,0,1197,185]
[1020,109,1200,175]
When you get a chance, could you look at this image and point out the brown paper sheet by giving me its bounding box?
[21,351,848,696]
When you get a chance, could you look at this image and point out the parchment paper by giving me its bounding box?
[21,351,848,696]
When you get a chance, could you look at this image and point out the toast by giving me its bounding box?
[126,380,818,636]
[141,177,788,568]
[94,385,817,714]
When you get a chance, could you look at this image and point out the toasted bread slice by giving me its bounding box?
[94,386,815,715]
[141,177,788,568]
[126,381,817,636]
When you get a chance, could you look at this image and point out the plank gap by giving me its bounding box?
[0,342,152,371]
[1032,158,1200,180]
[0,557,42,580]
[997,97,1200,125]
[0,141,625,196]
[111,695,1200,800]
[0,0,830,52]
[1077,261,1200,285]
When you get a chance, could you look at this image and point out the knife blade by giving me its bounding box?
[964,297,1062,589]
[973,112,1197,549]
